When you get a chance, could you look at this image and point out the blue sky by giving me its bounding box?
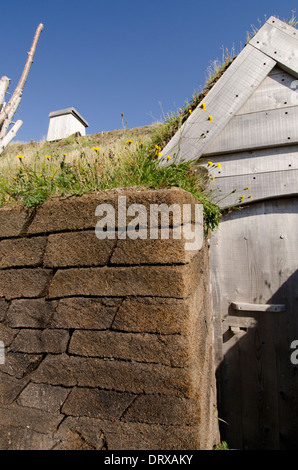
[1,0,297,142]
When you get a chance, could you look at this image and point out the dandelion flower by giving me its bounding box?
[207,161,213,166]
[44,155,51,159]
[63,153,66,156]
[125,140,133,145]
[167,155,172,160]
[216,162,221,168]
[38,174,42,178]
[245,186,250,190]
[13,176,17,180]
[201,102,206,110]
[211,176,215,182]
[188,109,192,114]
[16,155,24,159]
[248,194,252,198]
[208,115,213,122]
[92,146,100,151]
[158,152,162,157]
[240,195,245,202]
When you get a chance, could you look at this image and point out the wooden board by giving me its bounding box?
[207,168,298,208]
[236,66,298,115]
[210,197,298,449]
[199,145,298,178]
[160,45,276,164]
[203,106,298,155]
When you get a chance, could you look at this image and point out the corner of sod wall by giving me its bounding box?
[0,187,219,450]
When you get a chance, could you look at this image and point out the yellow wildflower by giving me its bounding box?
[188,109,192,114]
[240,195,245,202]
[167,155,172,160]
[201,102,206,110]
[125,140,133,145]
[248,194,252,198]
[216,162,221,168]
[245,186,250,190]
[207,161,213,166]
[92,146,100,151]
[16,155,24,159]
[63,153,66,156]
[38,174,42,177]
[13,176,17,180]
[44,155,51,159]
[208,115,213,122]
[211,176,215,182]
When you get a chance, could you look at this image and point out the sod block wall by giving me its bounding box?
[0,188,219,450]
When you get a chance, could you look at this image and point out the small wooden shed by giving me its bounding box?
[162,16,298,449]
[46,107,89,141]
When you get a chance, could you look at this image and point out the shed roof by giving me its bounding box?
[161,16,298,164]
[49,107,89,127]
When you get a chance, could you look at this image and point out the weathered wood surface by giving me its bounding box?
[203,64,298,155]
[250,17,298,77]
[211,197,298,449]
[231,302,286,312]
[203,106,298,155]
[199,143,298,207]
[200,145,298,177]
[160,45,276,164]
[236,66,298,115]
[207,168,298,208]
[47,114,87,141]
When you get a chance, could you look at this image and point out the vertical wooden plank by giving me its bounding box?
[209,229,223,368]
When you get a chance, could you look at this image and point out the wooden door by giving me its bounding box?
[211,197,298,450]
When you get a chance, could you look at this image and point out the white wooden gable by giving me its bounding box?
[161,17,298,208]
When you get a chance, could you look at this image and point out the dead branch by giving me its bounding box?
[0,23,44,149]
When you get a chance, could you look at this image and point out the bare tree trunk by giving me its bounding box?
[0,120,23,154]
[0,23,44,152]
[0,76,10,112]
